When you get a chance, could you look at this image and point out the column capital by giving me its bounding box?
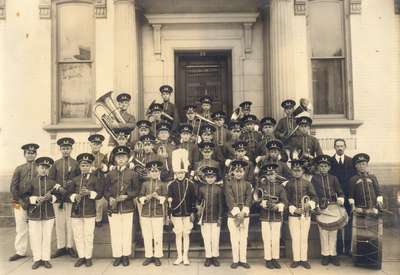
[350,0,361,14]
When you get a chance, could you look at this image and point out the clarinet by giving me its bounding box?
[107,181,129,217]
[29,185,57,214]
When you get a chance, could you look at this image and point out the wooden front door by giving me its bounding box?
[175,51,232,121]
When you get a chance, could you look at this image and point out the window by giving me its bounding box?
[309,0,350,117]
[54,1,95,123]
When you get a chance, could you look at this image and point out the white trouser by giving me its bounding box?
[95,198,107,222]
[53,202,74,249]
[109,212,133,258]
[140,217,164,258]
[318,226,337,256]
[289,216,311,261]
[71,217,95,259]
[227,217,250,263]
[261,221,281,260]
[200,223,220,258]
[14,207,28,255]
[29,219,54,262]
[171,216,193,259]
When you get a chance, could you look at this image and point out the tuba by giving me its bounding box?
[93,91,127,141]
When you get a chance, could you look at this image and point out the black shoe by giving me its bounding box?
[290,261,300,268]
[113,257,122,267]
[272,259,281,269]
[204,258,212,267]
[212,257,220,267]
[301,261,311,269]
[85,258,93,267]
[330,256,340,266]
[240,262,250,269]
[43,261,52,269]
[32,261,42,270]
[230,262,239,269]
[51,247,67,258]
[95,222,103,227]
[122,256,130,266]
[9,254,26,261]
[67,247,78,258]
[265,260,274,269]
[321,256,329,266]
[142,257,153,266]
[74,258,86,267]
[154,258,161,266]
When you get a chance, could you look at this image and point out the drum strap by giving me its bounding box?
[321,174,332,201]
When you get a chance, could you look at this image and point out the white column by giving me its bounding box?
[113,0,139,118]
[269,0,296,118]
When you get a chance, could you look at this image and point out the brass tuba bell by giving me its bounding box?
[93,91,127,141]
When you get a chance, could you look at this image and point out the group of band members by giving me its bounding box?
[9,86,384,270]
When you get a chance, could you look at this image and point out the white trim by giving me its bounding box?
[145,12,259,25]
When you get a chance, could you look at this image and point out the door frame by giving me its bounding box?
[174,50,233,119]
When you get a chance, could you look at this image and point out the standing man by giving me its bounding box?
[160,85,180,130]
[49,137,80,258]
[25,157,57,269]
[199,95,213,119]
[88,134,109,227]
[256,117,277,156]
[330,138,356,255]
[109,93,136,146]
[68,153,103,267]
[9,143,39,261]
[225,160,253,269]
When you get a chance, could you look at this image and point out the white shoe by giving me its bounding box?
[174,257,183,265]
[183,257,190,265]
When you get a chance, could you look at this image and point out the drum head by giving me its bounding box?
[316,204,348,231]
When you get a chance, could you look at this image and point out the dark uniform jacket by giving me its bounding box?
[10,162,37,206]
[223,138,241,159]
[192,142,225,164]
[104,166,139,214]
[256,134,276,156]
[214,125,230,147]
[49,157,80,203]
[349,173,381,209]
[225,178,253,217]
[311,174,343,206]
[25,176,57,221]
[274,116,296,142]
[287,134,323,158]
[140,179,167,217]
[330,154,356,198]
[257,179,288,222]
[162,101,180,130]
[240,130,262,161]
[167,178,196,217]
[92,152,108,173]
[68,173,104,218]
[286,178,318,216]
[198,184,223,223]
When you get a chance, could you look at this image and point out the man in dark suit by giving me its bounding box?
[329,138,356,255]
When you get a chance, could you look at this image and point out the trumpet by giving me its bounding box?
[93,91,127,141]
[157,142,169,171]
[197,199,205,225]
[253,188,279,206]
[194,113,217,127]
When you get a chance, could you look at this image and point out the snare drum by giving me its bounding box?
[316,204,349,231]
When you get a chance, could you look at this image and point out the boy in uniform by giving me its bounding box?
[68,153,104,267]
[255,163,287,269]
[274,99,297,144]
[176,124,196,165]
[225,160,253,269]
[199,95,213,119]
[49,137,80,258]
[256,117,277,156]
[25,157,58,269]
[197,166,223,267]
[240,114,261,162]
[139,160,168,266]
[9,143,39,261]
[109,93,136,146]
[286,159,318,269]
[212,111,229,146]
[225,141,255,184]
[160,85,180,129]
[104,146,139,267]
[88,134,109,227]
[256,140,291,181]
[167,151,196,265]
[311,155,344,266]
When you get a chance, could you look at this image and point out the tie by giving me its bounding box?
[339,157,343,165]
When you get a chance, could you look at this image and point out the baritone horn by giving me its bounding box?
[93,91,127,141]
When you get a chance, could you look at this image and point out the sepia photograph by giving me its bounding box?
[0,0,399,274]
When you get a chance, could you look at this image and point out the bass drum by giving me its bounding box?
[316,204,348,231]
[352,212,383,270]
